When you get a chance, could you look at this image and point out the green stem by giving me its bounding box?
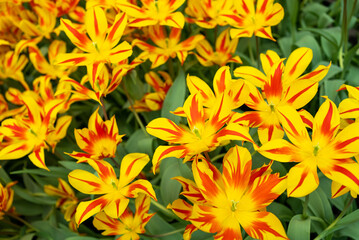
[122,84,149,136]
[211,153,226,162]
[204,152,211,161]
[110,157,121,169]
[5,212,38,232]
[314,197,354,240]
[142,227,185,238]
[100,97,109,121]
[302,195,310,219]
[340,0,348,79]
[255,36,261,69]
[150,199,177,219]
[248,39,255,66]
[167,57,175,79]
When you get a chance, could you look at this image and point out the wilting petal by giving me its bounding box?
[222,146,252,202]
[118,153,150,188]
[68,169,112,194]
[237,211,288,240]
[75,195,109,225]
[287,161,319,197]
[151,145,187,172]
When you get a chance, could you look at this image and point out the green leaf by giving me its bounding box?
[267,202,294,222]
[10,167,69,179]
[59,161,93,172]
[308,187,334,223]
[125,129,154,156]
[145,214,183,240]
[287,214,311,240]
[161,68,186,125]
[320,79,345,105]
[20,233,35,240]
[278,36,293,57]
[295,34,323,67]
[160,157,182,206]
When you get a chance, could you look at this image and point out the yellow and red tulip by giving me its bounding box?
[195,29,242,67]
[171,146,288,240]
[55,7,132,86]
[223,0,284,41]
[259,99,359,197]
[147,91,254,172]
[68,108,124,163]
[132,25,204,68]
[117,0,185,28]
[93,193,155,240]
[68,155,157,225]
[232,48,330,143]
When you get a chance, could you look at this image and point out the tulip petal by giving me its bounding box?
[118,153,150,188]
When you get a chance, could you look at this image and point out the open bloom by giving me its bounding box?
[259,99,359,197]
[68,155,157,225]
[195,29,242,67]
[0,92,71,170]
[68,108,124,163]
[147,92,254,172]
[170,146,288,240]
[185,0,235,28]
[222,0,284,40]
[231,48,330,143]
[55,7,132,86]
[117,0,185,28]
[133,25,204,68]
[93,194,155,240]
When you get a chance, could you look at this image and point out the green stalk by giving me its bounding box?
[314,197,354,240]
[302,194,310,219]
[122,84,149,136]
[5,212,38,232]
[150,199,177,219]
[255,36,261,69]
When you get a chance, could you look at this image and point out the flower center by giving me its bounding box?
[231,200,239,212]
[313,144,320,156]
